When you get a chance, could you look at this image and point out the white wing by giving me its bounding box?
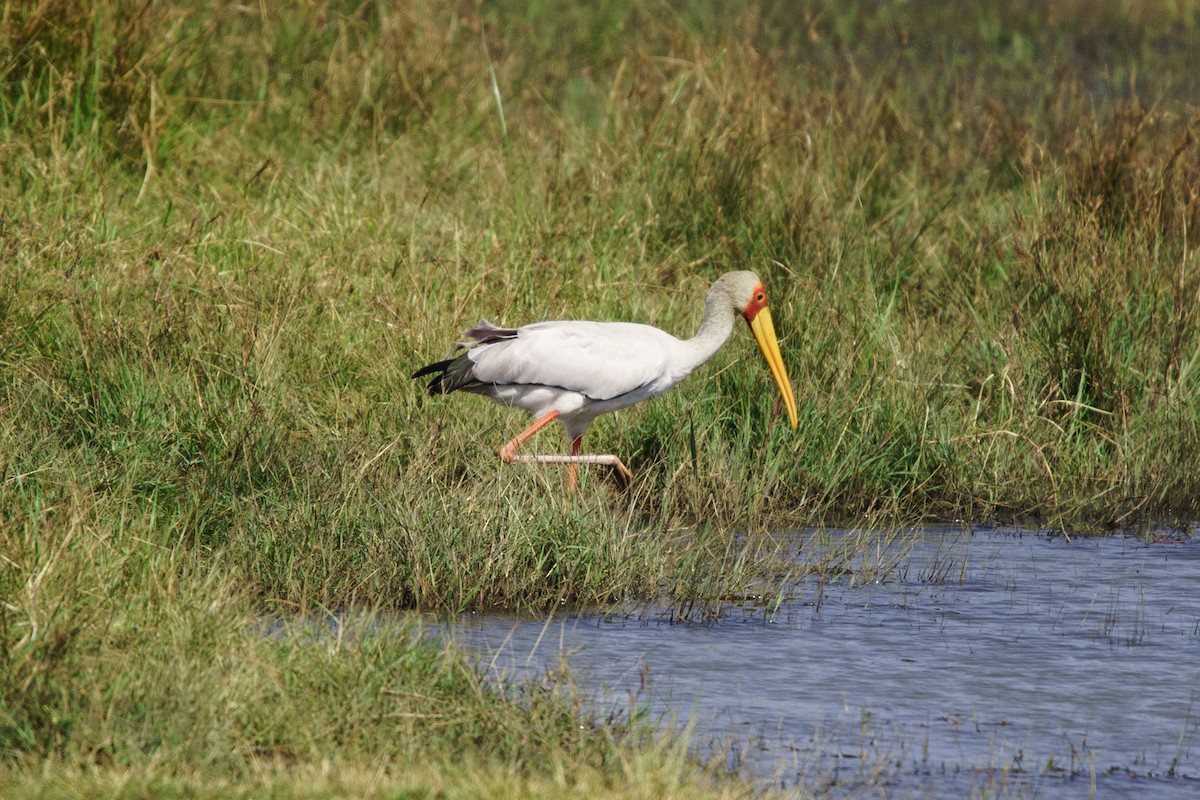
[468,320,678,401]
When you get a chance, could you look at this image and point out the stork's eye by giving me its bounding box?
[756,292,765,303]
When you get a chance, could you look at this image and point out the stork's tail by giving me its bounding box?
[414,319,516,395]
[414,356,486,396]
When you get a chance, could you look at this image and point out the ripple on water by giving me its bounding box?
[444,527,1200,799]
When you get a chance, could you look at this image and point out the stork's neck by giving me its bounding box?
[676,289,738,375]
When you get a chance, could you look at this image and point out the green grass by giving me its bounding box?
[3,0,1200,796]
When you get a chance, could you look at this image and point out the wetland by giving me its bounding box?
[450,527,1200,798]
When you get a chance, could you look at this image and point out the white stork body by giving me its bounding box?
[463,319,721,441]
[413,271,798,489]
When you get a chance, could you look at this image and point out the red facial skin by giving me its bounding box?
[742,283,768,323]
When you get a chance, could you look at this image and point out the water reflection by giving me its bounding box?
[444,527,1200,799]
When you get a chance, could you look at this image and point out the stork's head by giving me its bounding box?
[713,271,799,429]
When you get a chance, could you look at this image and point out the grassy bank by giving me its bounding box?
[3,0,1200,796]
[0,516,758,799]
[4,0,1200,536]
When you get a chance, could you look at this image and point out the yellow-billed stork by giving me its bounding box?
[413,270,799,489]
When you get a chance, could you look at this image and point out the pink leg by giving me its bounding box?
[498,412,633,490]
[568,436,581,492]
[499,410,560,463]
[581,436,633,488]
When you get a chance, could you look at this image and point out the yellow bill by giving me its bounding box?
[748,306,799,429]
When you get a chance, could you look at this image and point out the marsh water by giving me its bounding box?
[442,527,1200,798]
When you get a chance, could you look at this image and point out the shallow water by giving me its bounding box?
[443,527,1200,799]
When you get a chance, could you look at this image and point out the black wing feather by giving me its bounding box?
[412,356,482,395]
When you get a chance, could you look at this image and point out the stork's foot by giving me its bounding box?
[602,456,633,489]
[571,456,635,490]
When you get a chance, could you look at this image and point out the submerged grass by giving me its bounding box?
[2,0,1200,796]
